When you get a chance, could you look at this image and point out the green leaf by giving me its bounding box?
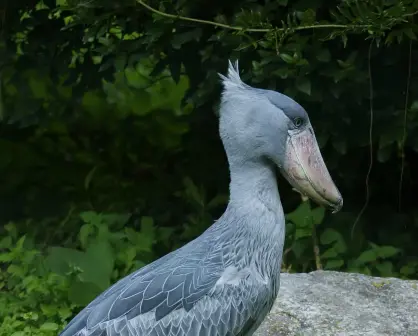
[377,246,400,258]
[375,261,394,277]
[325,259,344,269]
[320,228,342,244]
[124,68,149,89]
[0,252,14,262]
[291,239,308,258]
[68,280,101,306]
[125,217,156,253]
[171,29,202,49]
[0,236,12,249]
[356,249,378,264]
[361,266,372,276]
[183,177,202,205]
[36,1,49,10]
[102,213,131,227]
[272,68,291,79]
[16,236,26,250]
[400,262,418,276]
[320,227,346,253]
[311,206,325,225]
[80,211,102,226]
[321,247,338,259]
[46,247,85,275]
[149,75,189,113]
[141,216,155,242]
[40,322,59,331]
[79,224,93,249]
[207,194,228,209]
[7,264,24,277]
[131,91,152,116]
[280,53,294,64]
[84,166,98,190]
[82,240,114,288]
[299,9,316,25]
[141,216,155,237]
[296,78,311,95]
[286,201,312,228]
[295,227,312,239]
[114,55,127,72]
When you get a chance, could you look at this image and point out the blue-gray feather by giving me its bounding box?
[60,60,289,336]
[60,205,282,336]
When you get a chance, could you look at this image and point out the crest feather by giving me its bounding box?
[219,60,246,91]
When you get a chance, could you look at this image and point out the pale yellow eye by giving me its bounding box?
[294,117,303,127]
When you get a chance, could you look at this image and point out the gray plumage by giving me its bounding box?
[60,60,338,336]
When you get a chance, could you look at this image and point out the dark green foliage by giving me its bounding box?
[1,0,418,334]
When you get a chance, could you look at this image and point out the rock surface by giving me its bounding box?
[254,271,418,336]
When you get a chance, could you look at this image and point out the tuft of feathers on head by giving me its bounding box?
[219,60,247,93]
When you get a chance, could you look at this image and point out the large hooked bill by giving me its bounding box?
[280,125,343,213]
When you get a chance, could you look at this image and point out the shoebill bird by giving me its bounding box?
[60,60,342,336]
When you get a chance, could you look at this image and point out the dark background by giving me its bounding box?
[0,0,417,334]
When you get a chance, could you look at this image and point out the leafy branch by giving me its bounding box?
[136,0,418,38]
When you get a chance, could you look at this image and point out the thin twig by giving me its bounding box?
[136,1,418,34]
[398,36,413,212]
[351,39,375,238]
[137,0,366,33]
[312,219,322,270]
[281,247,293,273]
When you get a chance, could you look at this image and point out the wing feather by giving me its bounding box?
[59,225,273,336]
[59,236,227,336]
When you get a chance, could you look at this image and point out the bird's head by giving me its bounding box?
[219,60,342,213]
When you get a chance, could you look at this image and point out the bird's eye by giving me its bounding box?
[294,117,303,128]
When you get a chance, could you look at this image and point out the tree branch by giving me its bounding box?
[136,1,418,36]
[136,0,360,33]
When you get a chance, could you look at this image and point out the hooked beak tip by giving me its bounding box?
[331,197,343,214]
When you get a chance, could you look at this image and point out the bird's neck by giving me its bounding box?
[220,159,285,281]
[228,159,282,212]
[224,158,285,240]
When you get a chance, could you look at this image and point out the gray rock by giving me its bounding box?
[255,271,418,336]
